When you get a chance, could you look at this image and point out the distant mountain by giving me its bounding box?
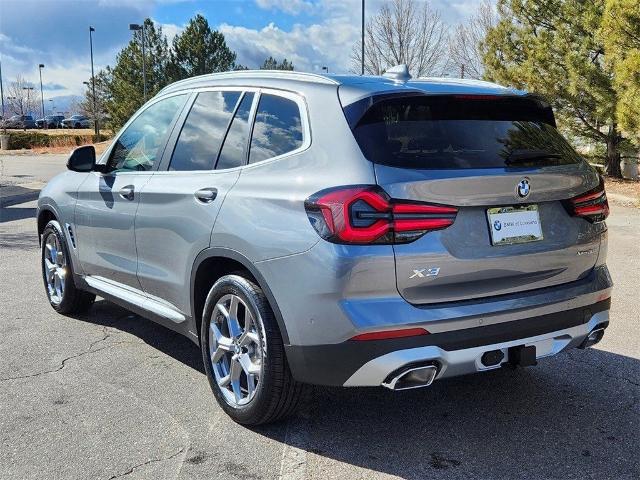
[44,95,83,116]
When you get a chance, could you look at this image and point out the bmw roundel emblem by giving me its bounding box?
[493,220,502,231]
[517,179,530,198]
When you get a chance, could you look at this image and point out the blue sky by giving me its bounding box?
[0,0,482,100]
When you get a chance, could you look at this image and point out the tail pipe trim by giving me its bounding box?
[381,363,438,391]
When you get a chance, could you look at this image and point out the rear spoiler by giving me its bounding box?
[341,92,556,130]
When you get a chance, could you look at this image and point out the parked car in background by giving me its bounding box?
[61,115,91,129]
[37,67,612,425]
[2,115,37,129]
[36,115,65,129]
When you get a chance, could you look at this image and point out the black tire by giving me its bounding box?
[41,220,95,314]
[201,273,306,425]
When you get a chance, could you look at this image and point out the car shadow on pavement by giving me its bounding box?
[256,349,640,479]
[73,300,639,479]
[0,206,37,224]
[74,300,205,374]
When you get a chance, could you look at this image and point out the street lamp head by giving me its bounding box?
[39,64,45,68]
[129,23,142,31]
[83,81,90,86]
[89,26,95,32]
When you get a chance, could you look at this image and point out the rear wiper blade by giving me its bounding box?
[505,149,562,164]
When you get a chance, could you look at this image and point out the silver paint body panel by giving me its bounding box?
[37,71,612,387]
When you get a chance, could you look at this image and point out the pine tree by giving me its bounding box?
[260,57,294,71]
[107,19,170,129]
[484,0,624,177]
[167,14,236,82]
[601,0,640,142]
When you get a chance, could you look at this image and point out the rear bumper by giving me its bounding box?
[285,298,610,386]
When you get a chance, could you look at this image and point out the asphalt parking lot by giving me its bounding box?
[0,154,638,479]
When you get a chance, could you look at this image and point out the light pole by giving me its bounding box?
[89,26,99,136]
[129,23,146,102]
[361,0,365,75]
[0,60,4,118]
[38,64,45,126]
[49,99,54,115]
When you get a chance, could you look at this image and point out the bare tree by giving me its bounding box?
[351,0,449,77]
[6,75,38,117]
[448,1,497,79]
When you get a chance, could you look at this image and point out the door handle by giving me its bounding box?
[194,188,218,204]
[119,185,135,200]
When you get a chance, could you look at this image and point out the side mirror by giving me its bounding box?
[67,145,96,172]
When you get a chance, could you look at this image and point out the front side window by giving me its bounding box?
[249,94,303,164]
[216,92,255,170]
[109,94,187,172]
[170,91,241,171]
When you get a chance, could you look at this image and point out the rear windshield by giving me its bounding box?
[346,95,581,169]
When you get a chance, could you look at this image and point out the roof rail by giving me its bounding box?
[383,64,411,82]
[159,69,339,94]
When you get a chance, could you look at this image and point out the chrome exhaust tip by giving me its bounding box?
[579,327,606,349]
[382,364,438,391]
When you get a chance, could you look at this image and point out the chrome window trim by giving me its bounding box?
[243,88,311,170]
[99,86,311,174]
[166,88,245,172]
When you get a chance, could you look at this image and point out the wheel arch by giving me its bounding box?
[37,206,58,243]
[190,248,290,346]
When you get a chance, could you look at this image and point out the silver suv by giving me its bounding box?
[37,67,612,424]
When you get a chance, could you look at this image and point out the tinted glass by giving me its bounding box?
[170,91,241,171]
[109,94,186,172]
[249,94,303,164]
[217,92,254,170]
[348,95,581,169]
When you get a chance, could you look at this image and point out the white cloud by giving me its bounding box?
[221,0,366,72]
[220,18,359,73]
[158,21,184,44]
[0,0,487,98]
[255,0,315,16]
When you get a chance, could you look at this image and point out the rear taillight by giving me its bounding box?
[304,185,458,244]
[565,177,609,222]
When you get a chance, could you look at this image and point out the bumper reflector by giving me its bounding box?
[350,327,429,341]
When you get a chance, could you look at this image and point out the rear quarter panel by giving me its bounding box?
[211,85,377,262]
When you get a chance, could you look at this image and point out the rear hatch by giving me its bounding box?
[346,93,603,304]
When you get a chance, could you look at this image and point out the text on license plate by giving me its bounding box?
[487,205,543,246]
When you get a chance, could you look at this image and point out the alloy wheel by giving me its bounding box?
[209,293,265,407]
[44,233,66,305]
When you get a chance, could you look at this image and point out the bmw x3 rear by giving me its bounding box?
[38,67,612,425]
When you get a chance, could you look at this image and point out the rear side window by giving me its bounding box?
[348,95,581,169]
[170,91,241,171]
[217,92,254,170]
[249,94,303,164]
